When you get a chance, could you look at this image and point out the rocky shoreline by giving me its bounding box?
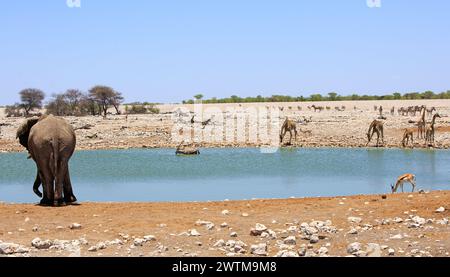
[1,191,449,257]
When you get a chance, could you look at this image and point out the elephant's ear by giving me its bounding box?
[16,117,40,150]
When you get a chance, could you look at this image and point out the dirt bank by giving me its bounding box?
[1,191,449,257]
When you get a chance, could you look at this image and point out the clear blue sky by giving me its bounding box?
[1,0,449,105]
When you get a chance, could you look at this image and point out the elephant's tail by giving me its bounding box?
[49,139,59,180]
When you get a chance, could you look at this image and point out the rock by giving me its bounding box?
[354,250,367,257]
[347,217,362,224]
[24,217,30,223]
[366,243,382,257]
[347,228,358,235]
[309,235,319,244]
[298,247,307,257]
[195,220,215,230]
[69,223,82,230]
[133,238,145,246]
[381,245,389,250]
[189,229,201,236]
[418,189,425,194]
[318,247,328,256]
[276,250,299,257]
[347,242,362,254]
[32,226,38,232]
[390,234,403,240]
[250,243,268,256]
[56,226,64,230]
[31,238,53,249]
[143,235,156,242]
[105,239,123,246]
[412,216,426,225]
[393,217,403,223]
[287,225,298,232]
[250,223,267,236]
[388,248,395,256]
[221,210,230,215]
[195,241,202,246]
[213,239,225,247]
[267,229,277,239]
[230,232,238,238]
[242,213,249,217]
[436,218,449,225]
[283,236,296,245]
[0,242,30,255]
[435,207,445,213]
[220,222,228,228]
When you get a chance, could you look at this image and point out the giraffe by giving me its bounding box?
[279,117,298,145]
[391,173,416,193]
[425,113,441,145]
[366,120,384,147]
[417,106,426,139]
[402,128,414,148]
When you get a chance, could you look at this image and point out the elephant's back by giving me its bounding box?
[29,115,76,148]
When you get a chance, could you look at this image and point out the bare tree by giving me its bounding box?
[45,94,70,116]
[19,88,45,115]
[64,89,84,115]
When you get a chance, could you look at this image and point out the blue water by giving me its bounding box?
[0,148,449,203]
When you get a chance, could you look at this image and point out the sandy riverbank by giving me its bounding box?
[0,191,449,257]
[1,100,450,152]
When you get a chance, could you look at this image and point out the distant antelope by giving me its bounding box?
[402,128,414,148]
[366,120,384,147]
[326,106,331,110]
[311,105,323,112]
[391,173,416,193]
[390,107,395,116]
[297,106,302,111]
[374,105,378,112]
[280,117,298,145]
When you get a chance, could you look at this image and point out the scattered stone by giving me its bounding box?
[436,218,449,225]
[143,235,156,242]
[133,238,145,246]
[287,225,298,232]
[213,239,225,248]
[393,217,403,223]
[347,217,362,224]
[309,235,319,244]
[388,248,395,256]
[230,232,238,238]
[347,242,362,254]
[32,226,38,232]
[435,207,445,213]
[347,228,358,235]
[250,223,267,236]
[242,213,249,217]
[195,241,202,246]
[318,247,328,256]
[276,250,299,257]
[283,236,296,245]
[221,210,230,215]
[390,234,403,240]
[195,220,215,230]
[0,241,30,255]
[188,229,201,237]
[69,223,82,230]
[220,222,228,228]
[24,217,30,223]
[56,226,64,230]
[366,243,381,257]
[250,243,267,256]
[31,238,53,250]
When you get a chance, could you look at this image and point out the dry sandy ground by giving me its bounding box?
[1,99,450,152]
[0,191,449,257]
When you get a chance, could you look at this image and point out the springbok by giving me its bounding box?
[391,173,416,193]
[366,120,384,147]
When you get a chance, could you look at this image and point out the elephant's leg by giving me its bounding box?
[54,160,66,206]
[35,157,54,206]
[33,170,43,198]
[63,165,77,204]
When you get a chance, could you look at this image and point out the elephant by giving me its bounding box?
[16,114,77,206]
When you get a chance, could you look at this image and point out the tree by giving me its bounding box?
[19,88,45,115]
[88,85,122,117]
[5,103,23,117]
[194,94,204,100]
[328,92,338,101]
[46,94,70,116]
[64,89,84,115]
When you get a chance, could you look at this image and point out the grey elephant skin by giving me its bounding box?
[16,114,77,206]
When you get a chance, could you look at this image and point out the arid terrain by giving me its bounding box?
[0,191,449,257]
[1,99,449,152]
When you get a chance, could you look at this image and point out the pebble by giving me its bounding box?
[188,229,201,237]
[250,243,268,256]
[143,235,156,242]
[347,228,358,235]
[347,217,362,224]
[366,243,381,257]
[24,217,30,223]
[69,223,82,230]
[0,241,30,255]
[283,236,296,245]
[347,242,362,254]
[390,234,403,240]
[32,226,38,232]
[230,232,238,237]
[388,248,395,256]
[220,222,228,228]
[276,250,299,257]
[318,247,328,256]
[242,213,249,217]
[133,238,145,246]
[31,238,53,250]
[221,210,230,215]
[435,207,445,213]
[250,223,267,236]
[309,235,319,244]
[213,240,225,247]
